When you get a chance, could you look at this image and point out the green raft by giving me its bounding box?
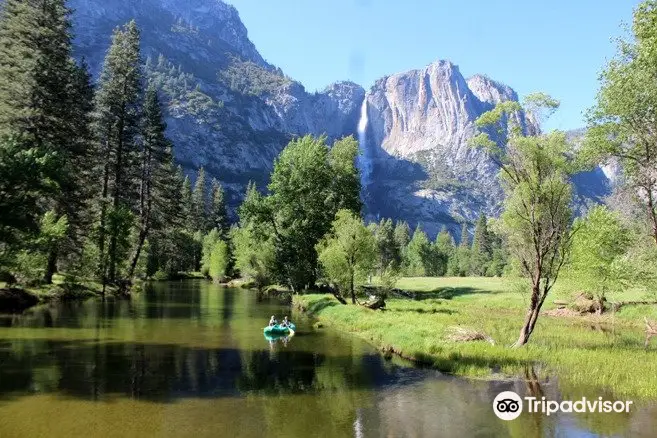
[263,323,296,336]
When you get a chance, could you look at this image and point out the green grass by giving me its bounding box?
[295,277,657,399]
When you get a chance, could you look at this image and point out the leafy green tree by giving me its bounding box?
[434,227,455,276]
[93,20,143,284]
[200,228,228,282]
[231,223,275,290]
[328,136,362,214]
[233,181,276,289]
[316,210,376,304]
[208,239,229,283]
[14,211,68,285]
[470,213,492,276]
[405,226,431,276]
[241,136,335,291]
[472,93,575,347]
[200,228,219,277]
[268,136,334,291]
[568,206,631,312]
[585,0,657,245]
[0,135,57,248]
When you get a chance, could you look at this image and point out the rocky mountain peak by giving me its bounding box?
[157,0,268,67]
[70,0,269,78]
[466,74,518,106]
[366,59,489,159]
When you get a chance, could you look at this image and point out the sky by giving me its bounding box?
[226,0,640,131]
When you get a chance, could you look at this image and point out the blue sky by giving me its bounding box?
[227,0,639,131]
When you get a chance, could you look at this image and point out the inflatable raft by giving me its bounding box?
[263,323,296,336]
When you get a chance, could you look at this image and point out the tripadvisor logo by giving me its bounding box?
[493,391,633,421]
[493,391,523,420]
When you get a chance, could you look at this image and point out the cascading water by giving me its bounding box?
[357,97,373,193]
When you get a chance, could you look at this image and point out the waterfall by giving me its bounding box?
[357,97,372,191]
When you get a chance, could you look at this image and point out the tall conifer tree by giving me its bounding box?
[93,20,143,284]
[128,84,175,278]
[0,0,95,281]
[210,178,229,238]
[191,167,208,232]
[470,213,492,276]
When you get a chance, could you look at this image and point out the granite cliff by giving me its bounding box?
[65,0,610,235]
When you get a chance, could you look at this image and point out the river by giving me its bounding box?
[0,280,655,437]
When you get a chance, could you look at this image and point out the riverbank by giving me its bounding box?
[0,270,221,313]
[294,277,657,399]
[0,277,116,313]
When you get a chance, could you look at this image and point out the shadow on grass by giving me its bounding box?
[411,350,531,376]
[303,297,339,316]
[413,286,501,301]
[388,308,458,315]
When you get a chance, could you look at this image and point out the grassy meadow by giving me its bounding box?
[294,277,657,399]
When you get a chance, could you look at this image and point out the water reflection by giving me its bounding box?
[0,282,426,404]
[0,282,656,437]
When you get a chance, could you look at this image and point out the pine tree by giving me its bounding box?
[181,173,193,225]
[93,20,143,284]
[0,1,96,282]
[456,223,471,276]
[470,213,492,276]
[191,167,208,232]
[210,178,229,238]
[0,0,72,141]
[393,221,411,271]
[127,84,175,278]
[44,59,96,283]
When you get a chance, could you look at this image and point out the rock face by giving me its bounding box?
[64,0,610,235]
[361,62,611,236]
[69,0,364,208]
[362,62,521,235]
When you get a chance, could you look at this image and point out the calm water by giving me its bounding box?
[0,281,655,438]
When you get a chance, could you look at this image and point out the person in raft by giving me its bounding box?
[268,315,278,327]
[281,316,291,328]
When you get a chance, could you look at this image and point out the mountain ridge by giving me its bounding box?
[62,0,609,236]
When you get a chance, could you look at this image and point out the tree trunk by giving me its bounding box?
[333,292,347,305]
[350,270,356,304]
[647,189,657,246]
[108,234,118,283]
[43,248,58,284]
[98,156,110,298]
[513,283,541,348]
[108,108,126,284]
[128,228,148,280]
